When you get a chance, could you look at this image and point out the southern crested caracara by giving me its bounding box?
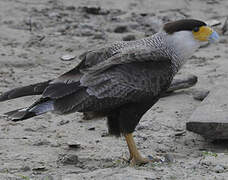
[0,19,219,165]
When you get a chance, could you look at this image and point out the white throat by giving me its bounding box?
[166,31,200,60]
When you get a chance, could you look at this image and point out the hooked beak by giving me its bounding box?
[209,31,219,43]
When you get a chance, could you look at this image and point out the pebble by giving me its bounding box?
[48,12,60,19]
[67,141,81,149]
[33,139,50,146]
[57,25,70,33]
[174,130,186,136]
[50,140,60,147]
[79,29,94,36]
[164,154,174,163]
[136,125,148,130]
[20,165,31,172]
[58,154,79,165]
[57,119,70,126]
[60,54,76,61]
[213,164,225,173]
[24,128,36,132]
[193,90,210,101]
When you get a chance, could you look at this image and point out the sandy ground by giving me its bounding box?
[0,0,228,179]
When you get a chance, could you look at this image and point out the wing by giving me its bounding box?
[52,60,173,114]
[85,60,173,100]
[79,39,171,86]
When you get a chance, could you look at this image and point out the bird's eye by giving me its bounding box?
[193,27,200,32]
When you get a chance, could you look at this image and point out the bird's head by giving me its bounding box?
[162,19,219,58]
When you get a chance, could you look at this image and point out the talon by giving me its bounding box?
[130,157,149,166]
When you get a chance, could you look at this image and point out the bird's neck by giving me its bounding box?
[166,31,200,60]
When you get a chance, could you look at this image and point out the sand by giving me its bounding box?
[0,0,228,179]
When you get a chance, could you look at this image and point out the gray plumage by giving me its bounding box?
[1,32,181,122]
[48,33,178,114]
[0,30,190,135]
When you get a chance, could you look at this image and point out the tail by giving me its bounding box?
[3,98,54,121]
[0,80,51,102]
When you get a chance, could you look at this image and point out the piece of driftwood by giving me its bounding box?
[165,74,197,93]
[187,85,228,139]
[83,74,198,120]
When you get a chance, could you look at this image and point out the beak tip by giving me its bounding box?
[209,31,219,43]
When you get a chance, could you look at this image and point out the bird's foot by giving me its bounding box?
[129,156,149,166]
[129,155,163,166]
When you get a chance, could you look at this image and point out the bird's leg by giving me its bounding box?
[124,133,149,165]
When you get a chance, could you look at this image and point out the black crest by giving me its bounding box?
[163,19,206,34]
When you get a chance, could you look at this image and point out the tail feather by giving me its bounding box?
[4,99,54,121]
[0,80,51,102]
[4,108,37,121]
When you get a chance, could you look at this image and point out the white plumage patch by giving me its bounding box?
[167,31,201,60]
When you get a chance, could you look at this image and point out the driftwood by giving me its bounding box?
[83,74,198,120]
[164,74,197,95]
[187,85,228,139]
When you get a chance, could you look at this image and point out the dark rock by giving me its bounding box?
[101,131,109,137]
[82,6,109,15]
[222,17,228,35]
[167,75,198,93]
[174,130,186,136]
[93,33,106,40]
[193,90,210,101]
[114,25,128,33]
[32,166,47,172]
[88,126,95,131]
[122,34,136,41]
[65,6,76,11]
[140,13,148,17]
[58,154,79,165]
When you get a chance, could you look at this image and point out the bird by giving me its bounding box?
[0,19,219,165]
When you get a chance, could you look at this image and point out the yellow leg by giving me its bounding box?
[124,133,149,165]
